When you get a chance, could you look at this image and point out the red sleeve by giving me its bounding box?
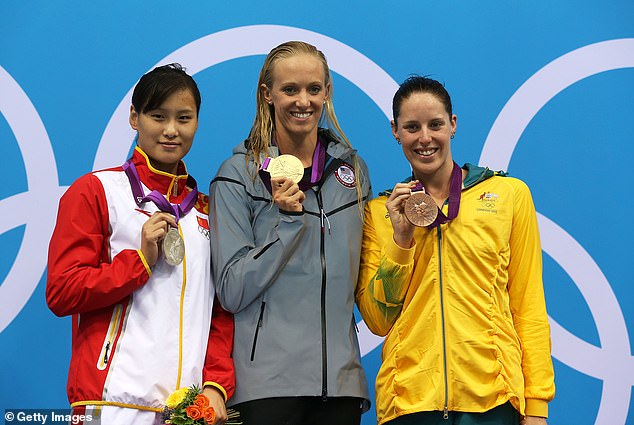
[202,295,235,400]
[46,173,151,317]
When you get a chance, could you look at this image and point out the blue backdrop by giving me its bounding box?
[1,2,633,424]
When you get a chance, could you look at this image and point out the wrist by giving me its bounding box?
[393,233,413,249]
[203,383,227,401]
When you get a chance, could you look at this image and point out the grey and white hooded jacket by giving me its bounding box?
[209,129,371,409]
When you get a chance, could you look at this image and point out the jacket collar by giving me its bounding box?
[462,163,506,189]
[379,163,505,196]
[131,147,190,202]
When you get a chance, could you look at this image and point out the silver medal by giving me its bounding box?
[162,227,185,266]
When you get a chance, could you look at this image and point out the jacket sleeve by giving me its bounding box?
[507,179,555,417]
[46,173,151,317]
[203,295,235,400]
[355,199,415,336]
[209,162,306,313]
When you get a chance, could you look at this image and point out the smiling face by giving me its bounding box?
[262,53,330,146]
[129,88,198,174]
[392,91,457,182]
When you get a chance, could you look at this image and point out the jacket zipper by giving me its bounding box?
[97,304,123,370]
[250,301,266,361]
[316,190,328,400]
[437,227,449,419]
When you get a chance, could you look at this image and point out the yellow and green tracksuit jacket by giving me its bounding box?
[356,163,555,424]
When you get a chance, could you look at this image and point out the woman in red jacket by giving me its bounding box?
[47,64,234,425]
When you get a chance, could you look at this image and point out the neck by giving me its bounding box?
[151,160,179,175]
[416,161,456,205]
[274,129,318,167]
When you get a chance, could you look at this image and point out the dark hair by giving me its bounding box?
[392,75,452,125]
[131,63,201,116]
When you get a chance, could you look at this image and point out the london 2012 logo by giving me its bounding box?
[1,26,633,425]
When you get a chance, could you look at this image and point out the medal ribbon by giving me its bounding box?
[299,137,327,191]
[259,137,327,193]
[412,162,463,229]
[123,159,198,223]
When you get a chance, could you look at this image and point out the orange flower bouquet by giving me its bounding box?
[162,385,240,425]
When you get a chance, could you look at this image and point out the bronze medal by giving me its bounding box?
[405,191,438,227]
[266,154,304,183]
[162,227,185,266]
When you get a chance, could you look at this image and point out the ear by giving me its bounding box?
[390,120,399,139]
[261,83,272,105]
[451,114,457,134]
[324,82,331,102]
[129,105,139,131]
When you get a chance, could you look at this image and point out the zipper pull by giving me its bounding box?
[103,342,111,365]
[172,179,178,197]
[443,406,449,420]
[320,208,331,234]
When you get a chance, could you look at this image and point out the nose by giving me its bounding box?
[418,128,432,143]
[163,119,178,138]
[296,90,310,107]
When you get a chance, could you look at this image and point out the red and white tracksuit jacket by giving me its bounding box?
[47,147,234,412]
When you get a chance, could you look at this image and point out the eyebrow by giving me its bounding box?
[148,107,196,114]
[279,80,324,86]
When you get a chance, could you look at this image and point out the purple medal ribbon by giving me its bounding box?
[259,138,327,193]
[300,137,327,191]
[412,162,463,229]
[123,159,198,223]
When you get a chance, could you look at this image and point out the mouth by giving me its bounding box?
[159,142,181,149]
[413,147,438,157]
[291,111,313,119]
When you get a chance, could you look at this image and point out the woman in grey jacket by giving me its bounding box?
[209,41,371,425]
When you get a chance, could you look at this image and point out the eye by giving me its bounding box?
[179,115,193,122]
[309,85,322,95]
[150,113,165,120]
[282,86,297,94]
[403,124,420,133]
[429,120,444,130]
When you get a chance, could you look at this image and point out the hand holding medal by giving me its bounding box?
[385,181,421,248]
[261,154,306,212]
[140,212,178,267]
[391,162,463,243]
[124,160,198,267]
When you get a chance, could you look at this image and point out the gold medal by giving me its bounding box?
[405,191,438,227]
[265,154,304,183]
[162,227,185,266]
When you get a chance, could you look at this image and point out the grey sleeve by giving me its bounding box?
[209,164,306,313]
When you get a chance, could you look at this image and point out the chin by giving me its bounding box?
[413,163,440,177]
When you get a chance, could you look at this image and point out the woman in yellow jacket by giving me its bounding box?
[356,76,555,425]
